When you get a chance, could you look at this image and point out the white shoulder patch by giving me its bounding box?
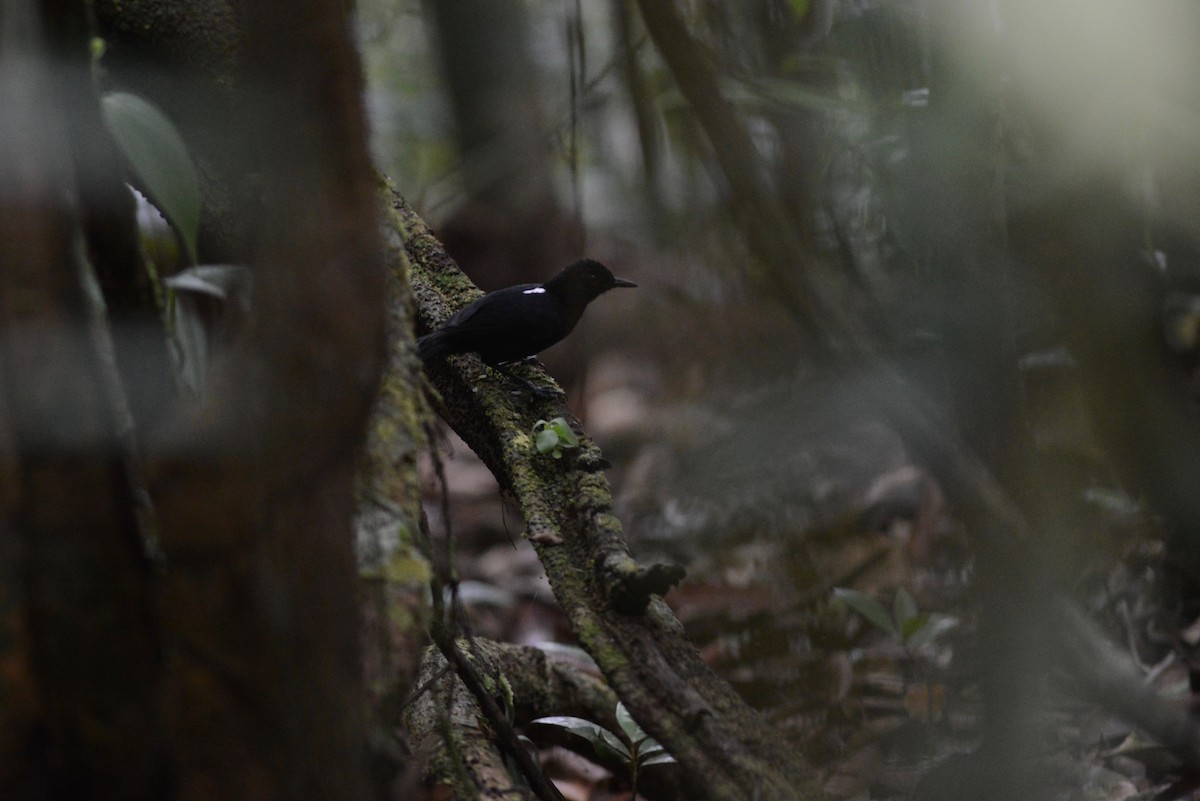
[523,287,547,295]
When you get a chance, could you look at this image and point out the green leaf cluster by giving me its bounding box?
[532,417,579,459]
[832,587,957,650]
[532,702,675,792]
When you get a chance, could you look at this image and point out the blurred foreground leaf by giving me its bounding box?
[102,91,201,264]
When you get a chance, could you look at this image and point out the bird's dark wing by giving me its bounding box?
[444,284,539,328]
[439,284,570,363]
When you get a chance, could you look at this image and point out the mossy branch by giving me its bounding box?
[388,185,827,801]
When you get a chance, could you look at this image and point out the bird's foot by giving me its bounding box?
[509,381,565,400]
[495,364,565,399]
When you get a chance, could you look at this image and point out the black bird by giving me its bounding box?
[418,259,636,396]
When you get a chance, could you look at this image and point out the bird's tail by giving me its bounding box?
[417,330,453,362]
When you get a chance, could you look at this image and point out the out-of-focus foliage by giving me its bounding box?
[102,90,201,264]
[359,0,458,209]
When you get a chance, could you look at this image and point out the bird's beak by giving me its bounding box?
[613,277,638,288]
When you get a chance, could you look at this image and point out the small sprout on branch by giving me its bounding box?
[532,417,579,459]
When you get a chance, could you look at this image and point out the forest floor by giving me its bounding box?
[418,287,1196,801]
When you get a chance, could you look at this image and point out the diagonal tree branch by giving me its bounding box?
[392,186,828,801]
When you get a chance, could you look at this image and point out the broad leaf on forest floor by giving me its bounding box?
[834,587,898,637]
[531,716,630,763]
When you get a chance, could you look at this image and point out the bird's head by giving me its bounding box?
[551,259,637,304]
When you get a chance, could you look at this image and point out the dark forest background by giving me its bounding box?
[4,1,1200,800]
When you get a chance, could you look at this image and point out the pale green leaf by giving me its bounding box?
[894,587,919,628]
[833,588,898,636]
[616,702,648,745]
[906,614,958,650]
[535,427,560,454]
[639,751,678,767]
[164,264,252,309]
[549,417,579,448]
[532,717,630,762]
[899,613,929,643]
